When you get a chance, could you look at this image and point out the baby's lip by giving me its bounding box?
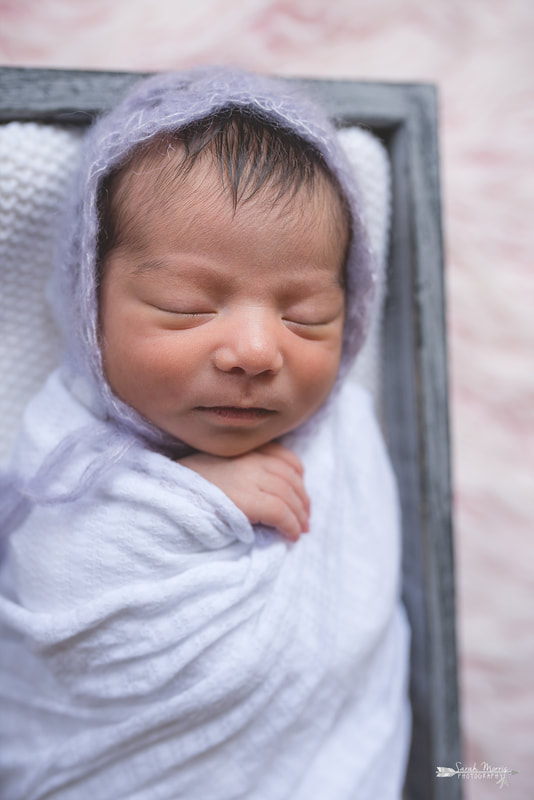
[196,402,276,411]
[195,406,278,422]
[196,405,276,413]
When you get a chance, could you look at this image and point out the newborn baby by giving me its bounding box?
[0,67,411,799]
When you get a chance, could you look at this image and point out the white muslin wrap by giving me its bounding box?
[0,369,410,799]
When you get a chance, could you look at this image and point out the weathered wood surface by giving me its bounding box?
[0,66,461,800]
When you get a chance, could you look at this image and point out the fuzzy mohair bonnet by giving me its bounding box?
[50,65,376,450]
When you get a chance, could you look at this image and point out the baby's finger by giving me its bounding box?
[256,493,303,542]
[261,456,310,515]
[258,473,309,533]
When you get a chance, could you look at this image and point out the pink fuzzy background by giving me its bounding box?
[1,0,532,797]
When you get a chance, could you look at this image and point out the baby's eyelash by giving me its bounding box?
[156,307,213,316]
[284,318,326,326]
[283,313,341,327]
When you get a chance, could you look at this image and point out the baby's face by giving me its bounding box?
[99,157,347,457]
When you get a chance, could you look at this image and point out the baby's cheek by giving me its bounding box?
[295,340,342,404]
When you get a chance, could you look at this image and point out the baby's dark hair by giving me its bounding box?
[97,106,351,269]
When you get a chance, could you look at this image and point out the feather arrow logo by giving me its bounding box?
[436,762,518,788]
[436,767,458,777]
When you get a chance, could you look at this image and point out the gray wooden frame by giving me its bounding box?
[0,66,462,800]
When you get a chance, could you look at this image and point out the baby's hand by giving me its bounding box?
[179,443,310,542]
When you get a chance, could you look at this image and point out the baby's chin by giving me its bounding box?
[181,437,278,459]
[170,425,289,459]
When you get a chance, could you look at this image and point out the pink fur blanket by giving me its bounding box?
[0,2,532,797]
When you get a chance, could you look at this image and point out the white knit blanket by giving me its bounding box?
[0,368,410,799]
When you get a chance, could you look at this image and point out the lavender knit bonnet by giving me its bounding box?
[49,65,376,451]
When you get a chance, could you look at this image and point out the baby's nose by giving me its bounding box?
[213,309,283,376]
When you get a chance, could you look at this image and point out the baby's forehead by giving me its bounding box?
[113,139,348,238]
[122,162,347,271]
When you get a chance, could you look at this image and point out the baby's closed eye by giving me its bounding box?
[283,298,344,326]
[150,306,217,328]
[155,307,214,317]
[283,310,342,326]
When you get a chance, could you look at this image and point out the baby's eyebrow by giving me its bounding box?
[129,256,345,292]
[131,258,229,288]
[131,257,173,275]
[130,258,245,294]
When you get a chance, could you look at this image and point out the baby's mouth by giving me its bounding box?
[196,406,276,420]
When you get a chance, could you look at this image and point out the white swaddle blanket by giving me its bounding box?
[0,367,410,799]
